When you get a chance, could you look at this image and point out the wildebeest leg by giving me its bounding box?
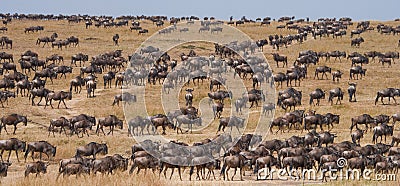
[3,125,9,134]
[13,124,17,134]
[231,167,237,181]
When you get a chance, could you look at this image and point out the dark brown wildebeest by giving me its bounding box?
[273,72,286,88]
[332,70,343,82]
[112,92,136,106]
[70,119,93,137]
[29,88,51,106]
[350,114,377,132]
[185,88,194,106]
[44,91,72,109]
[24,141,56,162]
[149,114,174,135]
[138,29,149,35]
[48,117,70,137]
[69,76,85,93]
[254,155,280,179]
[379,57,392,67]
[56,163,90,179]
[348,82,357,102]
[392,113,400,125]
[159,156,189,181]
[270,117,289,134]
[86,80,96,98]
[372,124,394,144]
[375,88,400,105]
[272,53,288,68]
[18,60,33,75]
[58,157,94,173]
[328,87,344,105]
[129,155,159,175]
[112,34,119,46]
[351,37,364,47]
[318,131,337,147]
[24,161,48,177]
[0,162,11,178]
[2,62,17,73]
[0,114,28,135]
[96,115,123,136]
[281,155,313,177]
[220,154,251,181]
[314,66,331,80]
[0,138,26,162]
[351,56,369,67]
[351,129,364,145]
[75,142,108,159]
[103,71,115,89]
[0,52,14,62]
[309,88,325,106]
[0,36,12,49]
[212,102,224,119]
[189,157,221,181]
[71,53,88,67]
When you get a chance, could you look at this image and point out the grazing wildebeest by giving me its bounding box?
[220,154,251,181]
[86,80,96,98]
[375,88,400,105]
[328,87,344,105]
[351,129,364,145]
[350,114,377,132]
[349,66,366,80]
[217,116,245,133]
[332,70,343,82]
[348,82,357,102]
[318,131,337,147]
[351,37,364,47]
[0,52,14,62]
[69,76,85,93]
[24,141,56,162]
[112,92,136,106]
[75,142,108,159]
[96,115,123,136]
[29,88,51,106]
[372,124,394,144]
[0,114,28,135]
[314,66,331,80]
[0,138,26,162]
[272,53,288,68]
[113,34,119,46]
[2,62,17,72]
[0,162,11,178]
[44,91,73,109]
[24,161,48,177]
[309,88,325,106]
[48,117,70,137]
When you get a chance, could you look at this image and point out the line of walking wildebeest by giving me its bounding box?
[1,13,400,181]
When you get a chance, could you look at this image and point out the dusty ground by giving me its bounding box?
[0,18,399,185]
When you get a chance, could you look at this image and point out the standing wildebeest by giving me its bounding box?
[328,87,344,105]
[314,66,331,80]
[220,154,251,181]
[351,56,369,66]
[234,97,247,115]
[75,142,108,159]
[96,115,123,136]
[24,161,49,177]
[103,71,115,89]
[29,88,51,106]
[332,70,343,82]
[48,117,70,137]
[273,72,287,88]
[70,119,93,137]
[175,114,202,134]
[185,88,194,106]
[0,138,26,162]
[375,88,400,105]
[351,37,364,47]
[56,163,90,179]
[350,114,377,132]
[309,88,325,106]
[351,129,364,145]
[372,124,394,144]
[208,90,231,104]
[348,82,357,102]
[70,76,85,93]
[0,114,28,135]
[262,103,275,115]
[24,141,56,162]
[71,53,89,67]
[149,114,174,135]
[44,91,72,109]
[272,53,288,68]
[127,116,152,136]
[86,80,96,98]
[113,34,119,46]
[212,102,224,119]
[349,66,366,80]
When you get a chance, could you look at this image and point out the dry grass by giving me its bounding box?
[0,19,400,185]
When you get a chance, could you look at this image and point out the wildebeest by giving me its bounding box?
[29,88,51,106]
[351,56,369,66]
[262,103,275,115]
[127,116,152,136]
[351,37,364,47]
[328,87,344,105]
[44,91,72,109]
[71,53,89,67]
[220,154,251,181]
[375,88,400,105]
[314,66,331,80]
[0,114,28,135]
[175,114,202,134]
[350,114,377,132]
[309,88,325,106]
[272,53,288,68]
[75,142,108,159]
[56,163,90,179]
[217,116,245,133]
[270,117,289,134]
[332,70,343,82]
[208,90,231,104]
[349,66,366,80]
[24,141,56,162]
[112,92,136,106]
[48,116,70,137]
[0,138,26,162]
[149,114,174,135]
[24,161,48,177]
[129,155,159,175]
[86,80,96,98]
[96,115,123,136]
[185,88,194,106]
[212,102,224,119]
[0,162,11,178]
[113,34,119,46]
[372,124,394,144]
[348,82,357,102]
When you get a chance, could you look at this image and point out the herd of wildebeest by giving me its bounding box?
[0,13,399,182]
